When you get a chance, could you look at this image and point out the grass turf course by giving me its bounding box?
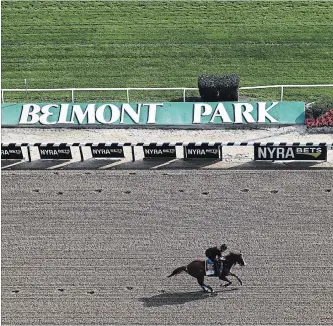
[1,1,333,102]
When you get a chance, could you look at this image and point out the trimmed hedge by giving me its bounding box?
[305,97,333,119]
[198,74,240,101]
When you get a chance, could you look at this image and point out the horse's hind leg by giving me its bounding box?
[197,276,213,293]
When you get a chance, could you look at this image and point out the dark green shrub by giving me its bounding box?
[306,96,333,119]
[198,74,240,101]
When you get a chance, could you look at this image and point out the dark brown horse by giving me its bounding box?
[168,252,245,292]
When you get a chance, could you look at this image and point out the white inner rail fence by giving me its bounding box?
[2,84,333,103]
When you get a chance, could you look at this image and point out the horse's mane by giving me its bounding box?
[224,252,242,260]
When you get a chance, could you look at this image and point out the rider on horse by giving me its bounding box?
[205,243,228,276]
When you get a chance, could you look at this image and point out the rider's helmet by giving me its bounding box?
[220,244,227,252]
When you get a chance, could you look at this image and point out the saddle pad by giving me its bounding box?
[205,259,215,276]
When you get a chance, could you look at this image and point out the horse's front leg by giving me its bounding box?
[219,275,232,287]
[229,272,242,285]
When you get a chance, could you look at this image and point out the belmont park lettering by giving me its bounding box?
[192,102,278,123]
[19,103,162,125]
[18,102,281,125]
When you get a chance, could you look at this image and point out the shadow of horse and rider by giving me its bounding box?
[140,252,245,307]
[139,288,239,308]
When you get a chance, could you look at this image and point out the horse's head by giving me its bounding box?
[224,252,245,266]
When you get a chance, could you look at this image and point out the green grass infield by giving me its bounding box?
[1,0,333,102]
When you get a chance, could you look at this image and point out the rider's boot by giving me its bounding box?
[214,261,220,277]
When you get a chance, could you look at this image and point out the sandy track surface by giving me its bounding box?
[2,126,333,144]
[2,170,333,325]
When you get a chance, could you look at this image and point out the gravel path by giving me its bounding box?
[2,170,333,325]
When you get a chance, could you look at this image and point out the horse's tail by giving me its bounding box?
[167,266,187,278]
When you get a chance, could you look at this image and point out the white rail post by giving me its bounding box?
[280,86,284,101]
[183,88,186,102]
[1,90,4,103]
[126,89,130,103]
[71,89,74,103]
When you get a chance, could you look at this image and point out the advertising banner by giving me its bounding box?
[1,144,24,160]
[185,144,221,159]
[1,102,305,127]
[143,145,176,158]
[254,145,327,161]
[39,144,72,159]
[90,144,124,158]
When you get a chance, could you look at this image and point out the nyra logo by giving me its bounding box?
[58,149,70,154]
[40,149,70,155]
[205,149,218,155]
[145,149,162,155]
[162,149,176,154]
[256,146,323,160]
[143,147,176,158]
[295,147,323,158]
[186,146,220,159]
[1,149,22,156]
[188,149,207,155]
[92,149,123,155]
[187,148,218,155]
[144,148,175,155]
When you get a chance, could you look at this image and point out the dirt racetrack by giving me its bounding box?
[2,170,333,325]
